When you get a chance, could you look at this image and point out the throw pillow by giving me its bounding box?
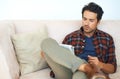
[12,29,49,75]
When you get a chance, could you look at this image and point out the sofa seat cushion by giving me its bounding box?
[20,66,120,79]
[20,68,53,79]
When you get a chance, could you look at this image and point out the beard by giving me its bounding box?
[83,25,96,35]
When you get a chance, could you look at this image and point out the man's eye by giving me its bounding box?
[90,20,94,22]
[83,18,87,21]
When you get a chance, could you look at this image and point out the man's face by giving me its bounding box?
[82,10,99,34]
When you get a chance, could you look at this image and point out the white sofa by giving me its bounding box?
[0,20,120,79]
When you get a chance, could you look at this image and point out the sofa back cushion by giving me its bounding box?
[13,20,120,66]
[13,21,46,34]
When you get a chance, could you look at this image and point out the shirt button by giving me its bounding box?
[83,40,85,42]
[81,46,84,48]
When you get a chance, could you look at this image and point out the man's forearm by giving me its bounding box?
[98,62,115,74]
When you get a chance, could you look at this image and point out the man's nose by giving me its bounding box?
[84,20,89,25]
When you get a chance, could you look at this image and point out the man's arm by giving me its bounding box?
[98,61,115,73]
[88,55,115,74]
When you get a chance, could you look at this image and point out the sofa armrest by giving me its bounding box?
[0,22,20,79]
[0,48,12,79]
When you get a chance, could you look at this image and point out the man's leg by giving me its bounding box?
[41,38,87,73]
[72,71,88,79]
[41,38,90,79]
[45,54,89,79]
[44,53,73,79]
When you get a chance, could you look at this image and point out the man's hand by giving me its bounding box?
[88,55,100,66]
[88,55,104,72]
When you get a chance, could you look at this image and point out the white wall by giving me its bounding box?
[0,0,120,20]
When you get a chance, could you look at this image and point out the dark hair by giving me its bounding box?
[82,2,104,21]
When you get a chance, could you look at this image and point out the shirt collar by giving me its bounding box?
[79,26,99,37]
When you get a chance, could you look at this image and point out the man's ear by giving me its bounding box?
[97,20,101,25]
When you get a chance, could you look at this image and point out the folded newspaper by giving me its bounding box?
[59,44,75,55]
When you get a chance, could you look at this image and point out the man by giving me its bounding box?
[41,2,117,79]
